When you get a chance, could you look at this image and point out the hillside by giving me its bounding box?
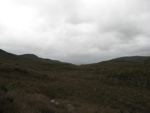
[0,49,150,113]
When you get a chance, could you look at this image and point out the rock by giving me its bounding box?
[50,99,59,106]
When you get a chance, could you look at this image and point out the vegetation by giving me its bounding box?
[0,49,150,113]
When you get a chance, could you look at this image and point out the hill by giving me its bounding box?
[109,56,150,63]
[0,49,150,113]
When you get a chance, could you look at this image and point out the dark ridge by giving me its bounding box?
[0,49,6,53]
[0,49,74,66]
[0,49,16,58]
[92,56,150,64]
[20,54,39,59]
[0,49,11,55]
[109,56,150,63]
[20,54,71,65]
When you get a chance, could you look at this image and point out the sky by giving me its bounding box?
[0,0,150,64]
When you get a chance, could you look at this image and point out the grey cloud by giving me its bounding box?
[0,0,150,64]
[103,22,142,39]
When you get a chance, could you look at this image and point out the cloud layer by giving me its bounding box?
[0,0,150,64]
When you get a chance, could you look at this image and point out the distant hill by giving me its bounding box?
[19,54,39,59]
[0,49,150,113]
[0,49,75,71]
[82,55,150,93]
[0,49,69,64]
[109,56,150,63]
[0,49,16,57]
[83,56,150,68]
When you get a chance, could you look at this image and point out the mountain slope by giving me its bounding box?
[0,49,150,113]
[109,56,150,63]
[0,49,76,72]
[82,56,150,89]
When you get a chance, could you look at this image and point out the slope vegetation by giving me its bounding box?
[0,49,150,113]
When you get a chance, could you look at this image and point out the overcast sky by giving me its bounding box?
[0,0,150,64]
